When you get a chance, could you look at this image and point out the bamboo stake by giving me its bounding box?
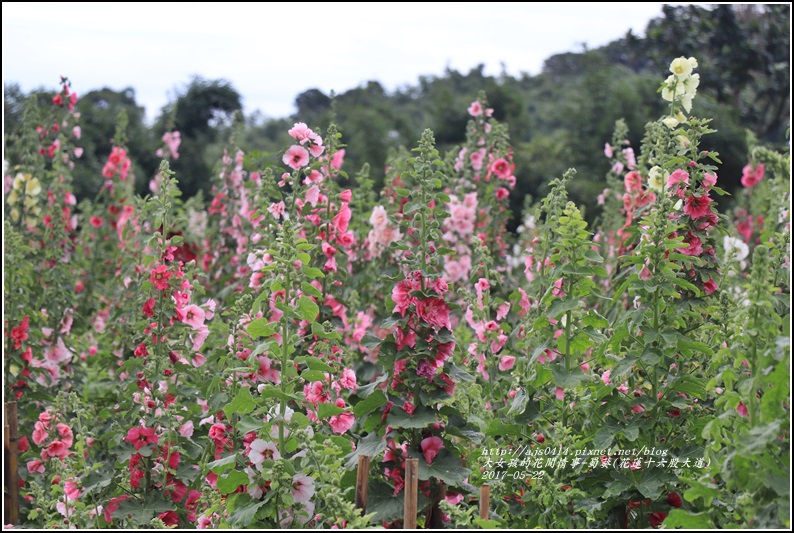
[479,484,490,521]
[355,454,371,511]
[5,401,20,525]
[403,458,418,529]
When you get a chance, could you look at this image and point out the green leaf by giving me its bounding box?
[486,419,524,437]
[207,453,238,474]
[683,479,721,506]
[247,318,277,338]
[360,334,382,350]
[386,406,436,429]
[227,494,267,527]
[635,469,677,500]
[547,298,579,319]
[346,432,387,469]
[663,509,714,529]
[317,402,347,419]
[677,337,714,356]
[305,357,334,373]
[550,363,586,388]
[611,356,637,379]
[583,249,604,263]
[224,388,255,418]
[417,450,471,486]
[301,281,322,298]
[354,390,388,417]
[217,470,250,495]
[301,369,327,382]
[301,265,324,279]
[594,426,616,449]
[297,296,320,322]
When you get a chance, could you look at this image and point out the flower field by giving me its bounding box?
[2,57,791,529]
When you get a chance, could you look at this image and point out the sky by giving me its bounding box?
[2,2,676,122]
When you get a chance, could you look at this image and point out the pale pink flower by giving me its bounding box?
[604,143,613,158]
[283,145,309,169]
[178,420,194,438]
[305,185,320,206]
[555,387,565,400]
[468,101,483,117]
[369,205,388,228]
[290,473,316,505]
[249,439,280,468]
[498,355,516,372]
[177,304,205,330]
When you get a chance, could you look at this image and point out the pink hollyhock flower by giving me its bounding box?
[475,278,490,300]
[702,172,717,188]
[64,480,81,500]
[495,187,510,199]
[43,440,70,461]
[192,325,210,352]
[288,122,312,141]
[56,424,73,447]
[178,420,194,438]
[555,387,565,400]
[142,297,156,318]
[331,149,346,170]
[496,303,510,320]
[27,460,45,474]
[624,171,643,193]
[518,288,531,316]
[305,185,320,206]
[604,143,614,158]
[469,148,486,171]
[666,169,690,189]
[392,280,416,315]
[421,436,444,464]
[683,194,712,219]
[468,101,483,117]
[134,342,148,358]
[333,203,352,234]
[248,439,280,467]
[741,163,764,188]
[176,304,205,330]
[329,401,355,434]
[339,189,352,203]
[639,265,653,280]
[402,401,416,415]
[268,201,286,219]
[208,423,227,441]
[124,426,158,450]
[32,421,49,445]
[150,265,171,291]
[681,232,703,256]
[416,298,452,330]
[283,145,309,169]
[490,158,512,179]
[291,473,315,505]
[498,355,516,371]
[601,370,612,385]
[339,368,357,391]
[736,402,748,416]
[703,278,718,295]
[158,511,179,527]
[370,205,388,228]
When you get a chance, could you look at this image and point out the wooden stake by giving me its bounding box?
[5,401,20,525]
[355,454,371,511]
[403,458,418,529]
[479,484,490,521]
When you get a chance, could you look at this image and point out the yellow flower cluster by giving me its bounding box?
[661,56,700,113]
[7,171,43,226]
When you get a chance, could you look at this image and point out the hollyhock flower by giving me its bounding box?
[333,203,352,234]
[499,355,516,372]
[124,426,158,450]
[647,166,667,193]
[43,440,70,460]
[647,511,667,528]
[468,101,483,116]
[370,205,388,228]
[27,460,45,474]
[179,420,194,438]
[403,401,416,415]
[134,342,148,358]
[681,232,703,257]
[741,163,764,188]
[703,278,718,295]
[56,424,73,448]
[331,149,346,170]
[56,501,75,518]
[416,360,437,380]
[490,158,511,179]
[158,511,179,527]
[392,280,416,315]
[176,304,206,329]
[64,480,81,500]
[33,422,49,445]
[555,387,565,400]
[268,201,286,219]
[604,143,613,158]
[475,278,490,300]
[329,399,355,434]
[249,439,280,468]
[702,172,717,188]
[291,473,316,505]
[150,265,171,291]
[736,402,748,416]
[421,436,444,464]
[283,145,309,169]
[339,368,357,391]
[639,265,653,280]
[305,185,320,206]
[667,492,682,508]
[416,298,452,330]
[624,171,643,193]
[666,169,690,189]
[683,194,712,219]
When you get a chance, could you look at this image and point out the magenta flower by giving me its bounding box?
[124,426,159,451]
[740,163,764,188]
[666,169,690,189]
[737,402,749,416]
[150,265,171,291]
[421,436,444,464]
[283,145,309,169]
[490,158,511,179]
[416,298,452,331]
[683,194,712,220]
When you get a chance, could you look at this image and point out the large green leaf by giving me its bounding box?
[224,388,255,418]
[297,296,320,321]
[246,318,277,338]
[354,390,388,417]
[663,509,714,528]
[217,470,250,495]
[386,406,436,429]
[416,450,471,486]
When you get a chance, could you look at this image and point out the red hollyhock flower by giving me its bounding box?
[648,511,667,528]
[683,193,712,220]
[124,426,159,450]
[150,265,172,290]
[667,492,683,508]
